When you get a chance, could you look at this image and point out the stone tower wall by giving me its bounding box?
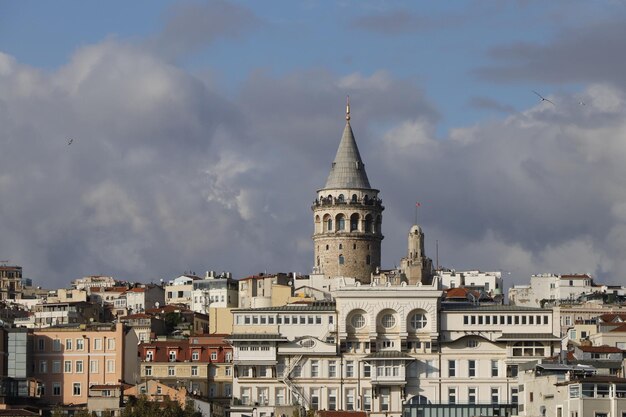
[312,188,383,283]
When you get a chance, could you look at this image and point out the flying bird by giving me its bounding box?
[532,90,554,105]
[67,138,74,146]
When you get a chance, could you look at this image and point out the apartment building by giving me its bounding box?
[31,323,139,406]
[228,301,338,417]
[0,264,23,301]
[138,334,233,401]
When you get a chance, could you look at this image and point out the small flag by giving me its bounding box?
[416,202,421,207]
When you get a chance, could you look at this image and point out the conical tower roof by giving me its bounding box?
[323,103,372,189]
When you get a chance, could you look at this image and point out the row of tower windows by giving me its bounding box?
[320,244,371,251]
[317,255,371,266]
[315,213,381,234]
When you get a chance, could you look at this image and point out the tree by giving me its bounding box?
[122,395,201,417]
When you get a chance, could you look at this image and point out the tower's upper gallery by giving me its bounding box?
[322,101,372,191]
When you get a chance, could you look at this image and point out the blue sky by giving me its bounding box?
[2,1,626,289]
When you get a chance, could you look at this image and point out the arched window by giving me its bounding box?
[337,194,345,203]
[364,195,369,204]
[365,214,373,233]
[410,312,428,330]
[327,218,333,231]
[336,214,345,231]
[351,194,358,203]
[351,314,365,329]
[316,257,320,266]
[350,213,359,232]
[339,244,343,250]
[381,314,396,328]
[375,215,382,233]
[325,245,329,250]
[339,255,345,265]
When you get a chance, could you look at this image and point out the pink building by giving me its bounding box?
[31,323,139,406]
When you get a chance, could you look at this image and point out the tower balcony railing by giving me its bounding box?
[312,197,383,208]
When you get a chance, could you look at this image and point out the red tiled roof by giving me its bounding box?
[90,384,121,390]
[561,274,591,279]
[610,323,626,333]
[599,313,626,323]
[579,345,623,353]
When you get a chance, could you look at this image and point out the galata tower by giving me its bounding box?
[312,99,384,283]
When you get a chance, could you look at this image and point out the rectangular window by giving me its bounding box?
[310,388,320,410]
[363,363,371,378]
[65,338,73,350]
[311,360,319,377]
[106,359,115,373]
[53,383,61,396]
[346,388,355,411]
[468,360,476,377]
[73,383,81,396]
[168,366,175,376]
[145,366,152,376]
[90,360,99,373]
[328,388,337,411]
[94,338,102,350]
[64,360,72,373]
[211,352,218,361]
[192,351,200,361]
[328,361,337,378]
[107,338,115,350]
[225,366,232,376]
[169,350,177,362]
[307,316,314,324]
[448,387,456,404]
[52,361,61,373]
[346,361,354,377]
[76,360,83,373]
[363,388,372,411]
[448,360,456,377]
[468,387,477,404]
[511,387,519,404]
[39,360,47,374]
[276,387,285,406]
[53,339,61,351]
[491,360,499,377]
[491,387,499,404]
[76,338,84,350]
[38,338,45,351]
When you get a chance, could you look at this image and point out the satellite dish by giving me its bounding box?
[155,302,160,308]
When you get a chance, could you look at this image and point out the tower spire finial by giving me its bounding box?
[346,95,351,121]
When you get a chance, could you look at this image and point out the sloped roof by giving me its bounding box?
[578,345,623,353]
[323,120,371,190]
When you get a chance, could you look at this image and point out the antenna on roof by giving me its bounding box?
[346,95,351,121]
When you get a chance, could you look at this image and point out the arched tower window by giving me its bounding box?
[375,215,382,234]
[339,244,343,250]
[364,195,369,204]
[350,213,359,232]
[336,214,346,231]
[338,255,345,265]
[323,214,332,231]
[365,214,373,233]
[351,194,358,203]
[337,194,345,203]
